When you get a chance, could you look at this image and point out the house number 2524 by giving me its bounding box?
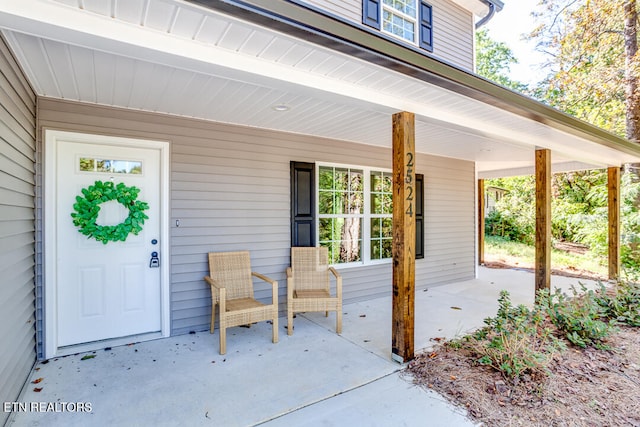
[405,152,414,217]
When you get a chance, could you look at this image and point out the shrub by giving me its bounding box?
[446,281,638,384]
[551,198,591,242]
[539,285,615,349]
[485,209,534,245]
[467,291,561,381]
[484,177,536,246]
[594,280,640,327]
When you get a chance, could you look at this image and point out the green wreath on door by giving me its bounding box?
[71,180,149,244]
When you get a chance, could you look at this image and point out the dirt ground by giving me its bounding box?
[407,252,640,426]
[483,249,608,282]
[407,327,640,426]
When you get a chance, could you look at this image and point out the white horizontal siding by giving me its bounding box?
[37,98,475,336]
[0,34,36,427]
[431,0,475,70]
[417,153,475,287]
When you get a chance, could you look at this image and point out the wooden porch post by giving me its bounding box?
[392,111,415,363]
[535,149,551,296]
[478,179,485,265]
[608,166,621,281]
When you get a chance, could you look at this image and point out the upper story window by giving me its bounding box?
[382,0,417,43]
[362,0,433,52]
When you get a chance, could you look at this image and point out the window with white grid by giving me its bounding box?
[382,0,418,44]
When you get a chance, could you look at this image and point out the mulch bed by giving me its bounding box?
[406,327,640,426]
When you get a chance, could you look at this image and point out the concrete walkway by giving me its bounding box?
[8,268,599,427]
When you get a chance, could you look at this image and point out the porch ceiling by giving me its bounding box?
[1,0,639,176]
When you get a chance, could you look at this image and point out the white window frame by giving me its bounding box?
[381,0,419,45]
[316,162,393,268]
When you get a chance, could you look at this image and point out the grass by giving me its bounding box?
[485,235,607,277]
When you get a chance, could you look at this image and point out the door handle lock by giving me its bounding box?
[149,251,160,268]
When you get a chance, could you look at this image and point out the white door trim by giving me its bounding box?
[44,129,170,358]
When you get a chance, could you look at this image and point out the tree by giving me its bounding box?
[530,0,639,140]
[520,0,640,272]
[624,0,640,141]
[475,28,529,93]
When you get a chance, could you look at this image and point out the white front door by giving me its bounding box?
[49,132,167,351]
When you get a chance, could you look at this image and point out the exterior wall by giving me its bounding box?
[37,98,475,336]
[418,152,476,285]
[303,0,361,22]
[431,0,475,70]
[302,0,475,70]
[0,35,36,425]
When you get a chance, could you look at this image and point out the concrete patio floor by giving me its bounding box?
[8,267,600,427]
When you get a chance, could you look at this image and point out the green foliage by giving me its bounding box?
[445,278,640,383]
[551,197,589,241]
[486,170,640,276]
[539,285,615,349]
[528,0,632,137]
[555,172,640,273]
[486,173,609,245]
[468,291,561,381]
[518,1,640,272]
[594,280,640,326]
[620,172,640,271]
[71,180,149,244]
[475,29,529,93]
[485,209,534,244]
[485,176,536,245]
[550,170,607,242]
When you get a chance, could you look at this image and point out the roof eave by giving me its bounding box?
[188,0,640,161]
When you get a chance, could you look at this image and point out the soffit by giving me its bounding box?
[450,0,490,17]
[0,0,637,176]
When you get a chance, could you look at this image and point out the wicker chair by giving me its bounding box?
[204,251,278,355]
[286,246,342,335]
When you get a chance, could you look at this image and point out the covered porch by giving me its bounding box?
[9,267,598,426]
[1,0,638,359]
[2,0,640,419]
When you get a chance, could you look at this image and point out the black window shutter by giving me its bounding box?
[362,0,381,29]
[415,174,424,259]
[290,161,315,247]
[418,2,433,51]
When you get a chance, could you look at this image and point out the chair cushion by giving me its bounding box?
[226,297,266,312]
[294,289,331,299]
